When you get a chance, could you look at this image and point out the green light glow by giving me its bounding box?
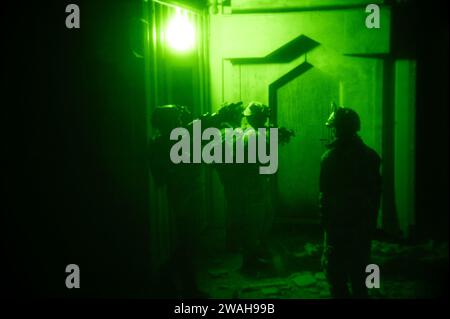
[166,8,195,52]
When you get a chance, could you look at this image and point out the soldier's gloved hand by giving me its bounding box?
[278,127,295,145]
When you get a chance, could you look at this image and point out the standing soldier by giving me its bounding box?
[239,102,274,273]
[233,102,294,275]
[212,102,246,253]
[319,106,382,298]
[148,105,206,298]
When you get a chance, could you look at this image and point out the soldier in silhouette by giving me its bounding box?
[210,102,246,253]
[319,106,381,298]
[238,102,294,275]
[148,105,206,298]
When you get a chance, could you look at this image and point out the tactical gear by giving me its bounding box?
[319,133,381,298]
[325,107,361,135]
[243,101,270,118]
[151,104,192,134]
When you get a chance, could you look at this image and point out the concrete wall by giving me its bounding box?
[208,5,391,222]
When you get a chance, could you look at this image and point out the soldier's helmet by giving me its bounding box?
[243,102,271,127]
[217,101,244,126]
[151,105,183,134]
[325,107,360,136]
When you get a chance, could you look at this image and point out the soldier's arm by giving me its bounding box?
[368,152,382,232]
[319,153,332,228]
[148,138,166,187]
[374,157,382,211]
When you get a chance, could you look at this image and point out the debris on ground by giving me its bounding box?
[197,234,448,299]
[290,272,317,287]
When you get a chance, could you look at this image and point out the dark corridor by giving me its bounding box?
[3,0,448,301]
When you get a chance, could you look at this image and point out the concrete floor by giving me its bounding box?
[196,226,448,299]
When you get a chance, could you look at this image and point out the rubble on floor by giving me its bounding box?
[196,236,448,298]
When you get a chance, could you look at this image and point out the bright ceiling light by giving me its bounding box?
[166,8,195,52]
